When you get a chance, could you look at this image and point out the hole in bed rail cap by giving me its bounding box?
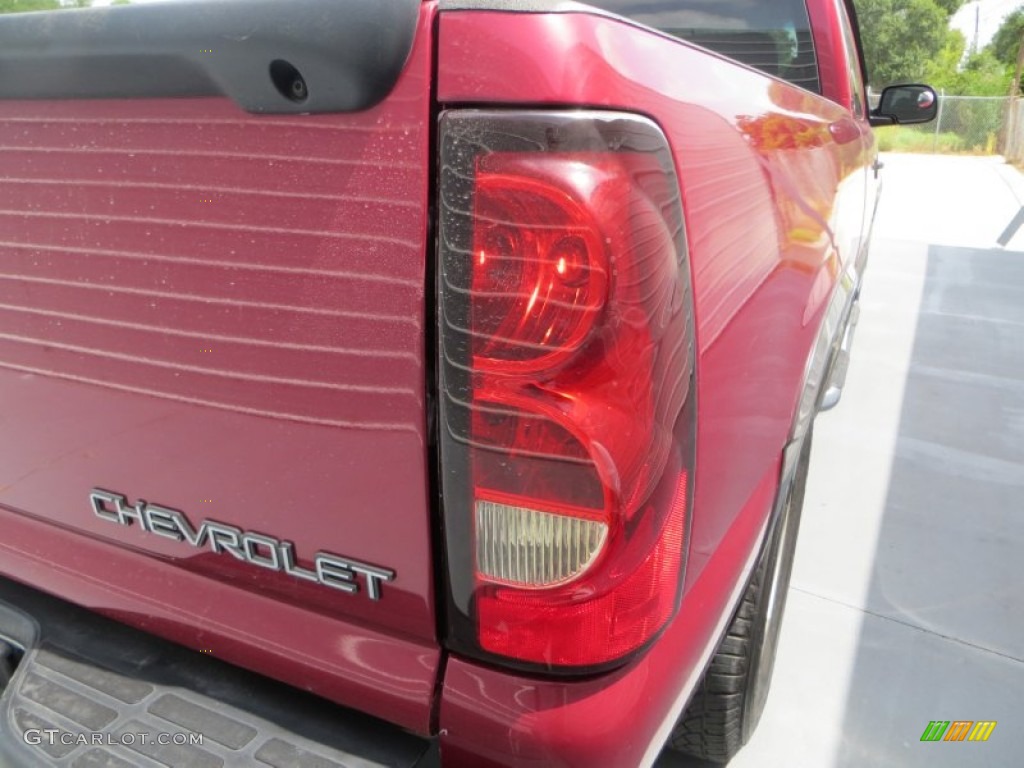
[269,59,308,103]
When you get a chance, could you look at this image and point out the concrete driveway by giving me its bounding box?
[658,153,1024,767]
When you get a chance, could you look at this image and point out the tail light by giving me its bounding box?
[436,111,696,672]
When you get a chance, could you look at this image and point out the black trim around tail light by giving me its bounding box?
[437,110,696,674]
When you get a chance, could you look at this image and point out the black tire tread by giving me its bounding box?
[667,551,767,762]
[667,429,813,764]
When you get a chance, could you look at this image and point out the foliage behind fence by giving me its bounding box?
[875,95,1007,155]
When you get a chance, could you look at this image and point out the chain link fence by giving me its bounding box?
[875,94,1009,155]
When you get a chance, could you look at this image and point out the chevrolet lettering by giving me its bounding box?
[89,489,395,600]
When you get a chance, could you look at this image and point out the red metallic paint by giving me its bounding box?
[435,7,873,765]
[0,4,439,734]
[809,0,852,108]
[0,0,879,758]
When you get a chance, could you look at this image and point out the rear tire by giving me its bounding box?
[667,430,813,763]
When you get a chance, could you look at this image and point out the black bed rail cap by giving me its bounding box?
[0,0,421,115]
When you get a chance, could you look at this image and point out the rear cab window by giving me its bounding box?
[588,0,821,94]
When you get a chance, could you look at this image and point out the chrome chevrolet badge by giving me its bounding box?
[89,488,394,600]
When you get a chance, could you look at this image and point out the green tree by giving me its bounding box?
[0,0,62,10]
[924,28,1012,95]
[990,8,1024,68]
[0,0,90,11]
[855,0,952,88]
[950,49,1013,94]
[932,0,966,14]
[925,28,968,84]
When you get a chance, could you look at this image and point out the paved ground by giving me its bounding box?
[657,154,1024,767]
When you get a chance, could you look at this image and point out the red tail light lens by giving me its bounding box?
[470,162,608,372]
[437,111,696,672]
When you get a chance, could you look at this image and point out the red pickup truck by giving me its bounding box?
[0,0,935,766]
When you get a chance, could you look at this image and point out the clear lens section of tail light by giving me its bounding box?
[475,498,608,587]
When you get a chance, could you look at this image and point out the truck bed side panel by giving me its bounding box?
[436,9,865,765]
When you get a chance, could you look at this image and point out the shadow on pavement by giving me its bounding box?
[835,245,1024,767]
[657,244,1024,767]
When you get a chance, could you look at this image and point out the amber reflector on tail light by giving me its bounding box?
[437,111,696,673]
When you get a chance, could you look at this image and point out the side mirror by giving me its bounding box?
[870,84,938,127]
